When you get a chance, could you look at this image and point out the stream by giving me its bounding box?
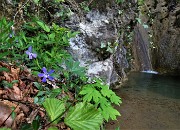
[105,72,180,130]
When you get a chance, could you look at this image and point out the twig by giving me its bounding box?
[87,0,94,6]
[0,100,19,127]
[13,0,30,24]
[0,97,45,112]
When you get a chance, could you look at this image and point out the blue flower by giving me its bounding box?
[9,33,13,38]
[25,46,37,59]
[38,67,54,82]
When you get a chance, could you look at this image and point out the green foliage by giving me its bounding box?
[43,98,65,124]
[100,42,117,54]
[22,20,75,71]
[80,1,90,12]
[138,0,145,5]
[19,118,40,130]
[0,15,122,129]
[0,80,19,88]
[65,58,86,77]
[48,126,59,130]
[64,102,103,130]
[0,128,11,130]
[20,123,34,130]
[0,17,23,64]
[116,0,124,4]
[80,79,122,121]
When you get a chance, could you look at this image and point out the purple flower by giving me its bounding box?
[9,33,13,38]
[38,67,54,82]
[25,46,37,59]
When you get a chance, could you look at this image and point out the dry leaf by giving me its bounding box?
[0,102,13,127]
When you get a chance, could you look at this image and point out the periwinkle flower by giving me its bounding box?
[38,67,54,82]
[9,33,13,38]
[25,46,37,59]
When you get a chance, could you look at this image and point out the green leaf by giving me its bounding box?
[0,67,9,72]
[136,18,142,24]
[48,127,59,130]
[49,88,62,98]
[100,105,120,121]
[101,86,114,98]
[20,123,34,130]
[80,86,102,103]
[11,107,16,120]
[64,102,103,130]
[0,128,11,130]
[33,82,43,90]
[43,98,65,124]
[0,51,10,59]
[48,33,55,40]
[36,21,50,32]
[65,59,85,76]
[143,24,149,28]
[115,127,120,130]
[33,0,40,4]
[110,95,122,105]
[54,0,65,2]
[100,42,106,48]
[106,46,113,53]
[32,120,40,130]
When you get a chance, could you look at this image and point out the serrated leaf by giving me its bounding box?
[64,102,103,130]
[100,105,120,121]
[80,86,102,103]
[110,95,122,105]
[101,86,114,98]
[43,98,65,124]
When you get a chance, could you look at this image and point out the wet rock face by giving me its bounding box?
[145,0,180,74]
[68,10,120,85]
[67,4,137,85]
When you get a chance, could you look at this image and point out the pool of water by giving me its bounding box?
[106,72,180,130]
[122,72,180,99]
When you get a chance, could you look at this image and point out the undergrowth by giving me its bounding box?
[0,8,122,130]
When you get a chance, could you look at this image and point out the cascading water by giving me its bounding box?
[133,25,152,71]
[133,24,158,74]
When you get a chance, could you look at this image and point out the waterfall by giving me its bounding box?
[133,25,151,71]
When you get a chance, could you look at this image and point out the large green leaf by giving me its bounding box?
[43,98,65,124]
[64,102,103,130]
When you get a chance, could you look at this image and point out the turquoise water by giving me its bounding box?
[122,72,180,99]
[106,72,180,130]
